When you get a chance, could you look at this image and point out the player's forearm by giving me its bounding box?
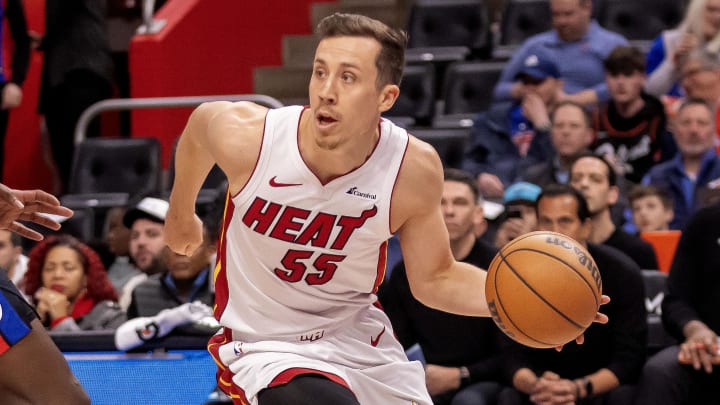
[409,261,489,317]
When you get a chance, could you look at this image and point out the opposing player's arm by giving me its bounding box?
[167,101,267,255]
[392,137,490,317]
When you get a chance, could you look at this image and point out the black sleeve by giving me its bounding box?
[377,262,418,350]
[603,258,648,383]
[5,0,30,85]
[662,213,703,340]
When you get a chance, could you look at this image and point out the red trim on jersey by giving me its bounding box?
[372,240,388,294]
[230,109,269,200]
[0,335,9,355]
[268,367,352,392]
[214,191,235,319]
[389,136,410,234]
[207,330,250,404]
[297,108,384,186]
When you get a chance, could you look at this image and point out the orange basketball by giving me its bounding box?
[485,231,602,348]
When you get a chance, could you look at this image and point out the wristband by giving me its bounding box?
[583,377,594,397]
[459,366,471,387]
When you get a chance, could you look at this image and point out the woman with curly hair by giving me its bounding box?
[24,234,126,331]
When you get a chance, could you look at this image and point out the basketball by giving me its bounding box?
[485,231,602,348]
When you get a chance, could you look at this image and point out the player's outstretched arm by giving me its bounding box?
[393,138,491,318]
[0,319,89,403]
[167,101,266,256]
[0,183,73,240]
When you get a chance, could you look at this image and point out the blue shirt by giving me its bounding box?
[493,21,628,103]
[642,149,720,230]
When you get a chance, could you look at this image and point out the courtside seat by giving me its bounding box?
[411,127,470,169]
[406,0,491,60]
[63,137,162,208]
[384,64,436,127]
[641,270,677,354]
[640,230,681,273]
[597,0,684,42]
[494,0,552,59]
[433,61,505,128]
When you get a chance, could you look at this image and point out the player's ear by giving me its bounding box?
[607,185,619,205]
[378,84,400,113]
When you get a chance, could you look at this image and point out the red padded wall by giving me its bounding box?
[129,0,331,168]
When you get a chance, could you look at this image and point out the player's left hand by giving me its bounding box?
[556,294,610,351]
[0,183,73,240]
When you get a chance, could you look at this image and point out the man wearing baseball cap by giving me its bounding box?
[462,53,562,200]
[118,196,169,310]
[493,182,542,248]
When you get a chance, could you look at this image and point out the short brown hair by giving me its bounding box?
[316,13,408,87]
[604,45,645,75]
[628,185,674,210]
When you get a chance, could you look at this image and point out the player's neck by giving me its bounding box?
[299,118,380,183]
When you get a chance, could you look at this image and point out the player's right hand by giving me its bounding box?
[164,205,203,256]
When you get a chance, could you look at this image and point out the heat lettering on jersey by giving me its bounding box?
[242,197,378,250]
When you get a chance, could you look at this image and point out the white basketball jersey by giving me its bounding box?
[214,105,408,343]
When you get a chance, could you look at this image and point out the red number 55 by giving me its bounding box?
[274,250,346,285]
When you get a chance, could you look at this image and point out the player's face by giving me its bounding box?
[41,246,86,302]
[441,180,480,242]
[673,103,716,159]
[104,208,130,256]
[536,195,591,243]
[130,219,165,272]
[550,0,591,42]
[632,195,672,232]
[569,157,618,215]
[606,71,645,105]
[308,36,399,150]
[551,104,592,157]
[0,230,18,271]
[704,0,720,39]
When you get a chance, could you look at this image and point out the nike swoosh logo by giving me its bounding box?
[370,326,386,347]
[269,176,302,187]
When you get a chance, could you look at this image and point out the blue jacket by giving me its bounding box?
[643,150,720,230]
[461,103,551,187]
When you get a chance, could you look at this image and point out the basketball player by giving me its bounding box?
[165,13,608,405]
[0,183,90,403]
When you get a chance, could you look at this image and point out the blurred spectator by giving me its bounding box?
[498,183,646,405]
[102,206,140,294]
[570,153,659,269]
[628,185,674,233]
[493,182,541,249]
[634,202,720,404]
[116,222,218,351]
[35,0,113,193]
[23,235,125,331]
[462,54,559,197]
[0,0,30,182]
[521,101,594,187]
[118,197,168,310]
[379,169,504,405]
[593,46,676,183]
[645,0,720,98]
[0,230,28,293]
[642,99,720,230]
[493,0,627,107]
